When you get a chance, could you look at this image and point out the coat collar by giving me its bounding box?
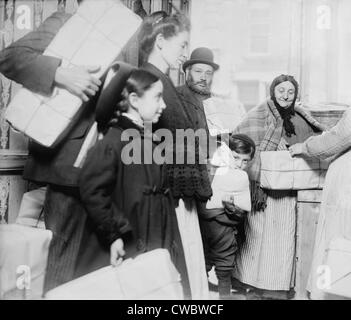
[143,62,169,81]
[112,114,143,132]
[112,115,163,141]
[142,63,198,129]
[178,85,209,115]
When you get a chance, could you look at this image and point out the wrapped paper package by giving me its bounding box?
[0,224,52,299]
[324,237,351,299]
[15,187,46,229]
[260,151,329,190]
[5,0,141,147]
[45,249,183,300]
[207,143,251,212]
[203,96,247,136]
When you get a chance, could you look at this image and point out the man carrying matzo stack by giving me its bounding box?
[0,0,142,293]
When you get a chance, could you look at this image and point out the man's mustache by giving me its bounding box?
[194,80,207,86]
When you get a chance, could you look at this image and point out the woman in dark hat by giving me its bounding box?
[231,74,325,299]
[138,11,211,299]
[77,68,190,298]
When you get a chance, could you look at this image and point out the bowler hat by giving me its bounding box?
[95,62,136,130]
[182,47,219,72]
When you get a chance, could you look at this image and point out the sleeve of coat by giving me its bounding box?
[0,11,72,95]
[79,134,132,247]
[304,108,351,160]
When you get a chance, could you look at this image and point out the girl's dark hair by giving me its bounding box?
[117,69,160,112]
[138,11,191,65]
[229,134,256,160]
[270,74,299,103]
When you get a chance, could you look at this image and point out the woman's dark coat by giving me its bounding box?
[141,63,212,203]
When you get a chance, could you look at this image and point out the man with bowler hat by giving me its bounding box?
[177,47,219,134]
[178,48,248,299]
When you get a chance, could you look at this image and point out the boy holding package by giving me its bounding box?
[199,134,255,299]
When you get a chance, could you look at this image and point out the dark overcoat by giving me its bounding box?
[141,63,212,203]
[176,85,209,132]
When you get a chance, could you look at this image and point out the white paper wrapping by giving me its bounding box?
[260,151,329,190]
[207,143,251,212]
[5,0,141,147]
[0,224,52,299]
[15,188,46,229]
[45,249,183,300]
[324,237,351,298]
[203,96,247,136]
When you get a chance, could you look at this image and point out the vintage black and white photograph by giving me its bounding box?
[0,0,351,303]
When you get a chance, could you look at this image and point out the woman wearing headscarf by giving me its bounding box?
[232,74,326,299]
[289,107,351,300]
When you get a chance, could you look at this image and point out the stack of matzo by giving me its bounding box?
[5,0,141,147]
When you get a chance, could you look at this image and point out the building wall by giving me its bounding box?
[190,0,351,110]
[338,1,351,105]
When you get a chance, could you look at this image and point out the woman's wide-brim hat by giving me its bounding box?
[95,61,136,129]
[182,47,219,72]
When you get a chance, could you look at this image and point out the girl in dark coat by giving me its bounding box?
[78,69,190,298]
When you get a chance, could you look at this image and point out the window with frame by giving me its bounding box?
[248,1,271,55]
[237,80,260,111]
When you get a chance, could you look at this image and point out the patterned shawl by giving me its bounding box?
[233,98,326,212]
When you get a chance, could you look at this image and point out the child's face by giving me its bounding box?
[231,150,252,170]
[135,80,166,123]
